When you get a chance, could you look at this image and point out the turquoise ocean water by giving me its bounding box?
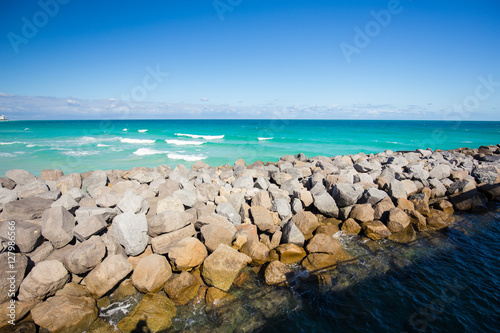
[0,120,499,176]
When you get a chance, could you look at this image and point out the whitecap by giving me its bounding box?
[120,138,155,144]
[62,150,100,156]
[165,139,205,146]
[97,144,110,147]
[122,128,128,131]
[175,133,224,140]
[167,153,207,161]
[138,129,148,133]
[80,136,98,143]
[133,148,169,156]
[0,141,25,145]
[24,128,30,131]
[0,153,15,157]
[258,137,273,141]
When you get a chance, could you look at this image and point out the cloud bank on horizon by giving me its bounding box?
[0,0,499,120]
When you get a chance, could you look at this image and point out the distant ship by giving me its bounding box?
[0,115,8,121]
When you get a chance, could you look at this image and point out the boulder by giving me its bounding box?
[281,221,306,247]
[172,189,196,207]
[117,190,149,214]
[51,193,79,212]
[305,233,342,255]
[292,198,303,214]
[148,210,194,237]
[5,169,36,186]
[166,237,207,270]
[75,206,118,224]
[472,165,499,184]
[0,188,17,210]
[354,159,377,173]
[57,173,82,191]
[240,240,269,266]
[18,260,70,300]
[65,236,106,275]
[1,197,52,220]
[132,254,172,293]
[428,178,447,198]
[27,241,54,265]
[95,191,121,208]
[332,183,364,207]
[250,206,276,233]
[302,253,338,271]
[117,293,177,333]
[251,191,273,210]
[127,169,154,184]
[271,198,291,220]
[408,193,431,216]
[449,189,487,211]
[201,244,252,292]
[31,295,97,333]
[0,220,41,253]
[341,218,362,235]
[0,177,16,190]
[389,224,417,243]
[40,169,64,182]
[275,243,307,264]
[74,215,108,241]
[264,260,293,285]
[358,187,388,205]
[349,204,375,223]
[312,191,339,217]
[0,253,28,303]
[429,164,451,180]
[389,180,407,200]
[232,175,254,190]
[164,271,200,305]
[82,170,108,196]
[294,189,314,207]
[157,196,185,213]
[401,180,418,196]
[195,183,219,203]
[216,202,241,226]
[362,221,392,240]
[41,206,75,249]
[373,196,395,221]
[386,208,411,233]
[16,180,48,198]
[151,224,196,254]
[290,211,319,240]
[200,222,236,252]
[83,254,133,298]
[110,212,149,256]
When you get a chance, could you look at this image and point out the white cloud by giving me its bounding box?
[200,97,209,102]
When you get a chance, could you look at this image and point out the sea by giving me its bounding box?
[1,119,500,332]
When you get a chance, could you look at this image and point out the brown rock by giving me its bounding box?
[433,199,454,215]
[0,299,37,328]
[397,198,415,213]
[164,271,200,305]
[151,224,196,254]
[362,221,392,240]
[83,255,133,298]
[166,237,207,271]
[389,224,417,243]
[373,196,395,221]
[264,261,293,285]
[349,204,375,223]
[290,211,319,240]
[205,287,228,306]
[305,233,342,255]
[240,240,269,266]
[31,295,97,333]
[408,210,427,231]
[302,253,338,271]
[408,193,431,216]
[127,245,154,269]
[275,243,307,264]
[110,279,138,302]
[386,208,411,233]
[250,206,276,233]
[18,260,70,301]
[341,218,362,235]
[315,224,340,236]
[132,254,172,293]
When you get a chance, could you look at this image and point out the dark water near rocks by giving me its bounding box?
[101,204,500,332]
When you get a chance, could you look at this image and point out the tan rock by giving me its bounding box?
[0,299,37,328]
[373,196,395,220]
[127,245,153,269]
[408,210,427,231]
[251,191,272,210]
[264,261,293,285]
[341,218,362,235]
[349,204,375,223]
[31,295,97,333]
[110,279,138,302]
[250,206,276,233]
[117,293,177,333]
[55,282,91,297]
[305,233,342,255]
[18,260,70,301]
[290,211,319,240]
[434,199,454,215]
[315,224,340,236]
[83,255,133,298]
[240,240,269,266]
[386,208,411,233]
[205,287,228,306]
[275,243,307,264]
[397,198,415,213]
[164,271,200,305]
[201,244,252,292]
[362,221,392,240]
[132,254,172,293]
[166,237,207,271]
[302,253,338,271]
[151,224,196,254]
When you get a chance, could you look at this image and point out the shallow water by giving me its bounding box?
[99,204,500,332]
[1,120,499,176]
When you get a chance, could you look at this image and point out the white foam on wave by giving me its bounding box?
[175,133,224,140]
[133,148,169,156]
[97,144,109,147]
[120,138,155,144]
[122,128,128,132]
[166,139,205,146]
[138,129,148,133]
[167,153,207,161]
[258,137,273,141]
[0,153,15,157]
[0,141,25,145]
[62,150,100,156]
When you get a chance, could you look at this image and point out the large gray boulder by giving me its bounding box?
[359,187,388,205]
[83,254,133,298]
[82,170,108,196]
[65,236,106,275]
[18,260,70,300]
[41,206,75,249]
[472,165,499,184]
[232,175,254,190]
[5,169,36,186]
[0,220,41,253]
[429,164,451,180]
[109,212,149,256]
[148,210,194,237]
[151,224,196,254]
[281,221,305,247]
[406,164,429,181]
[16,180,49,198]
[172,189,196,207]
[0,188,18,210]
[312,191,339,217]
[117,190,149,214]
[249,206,276,233]
[74,206,118,224]
[57,173,82,191]
[216,202,241,226]
[272,198,291,219]
[0,253,28,303]
[332,183,364,207]
[389,180,407,200]
[1,197,52,220]
[51,193,79,213]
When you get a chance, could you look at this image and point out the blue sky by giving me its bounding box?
[0,0,499,120]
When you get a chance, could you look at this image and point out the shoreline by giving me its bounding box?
[1,144,499,332]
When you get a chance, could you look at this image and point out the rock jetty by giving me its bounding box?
[1,144,499,332]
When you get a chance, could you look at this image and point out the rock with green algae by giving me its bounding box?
[117,293,177,333]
